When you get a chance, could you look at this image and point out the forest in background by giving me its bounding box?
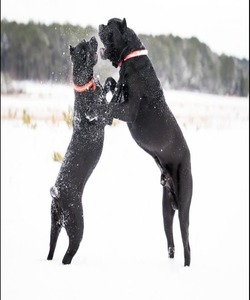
[1,20,249,97]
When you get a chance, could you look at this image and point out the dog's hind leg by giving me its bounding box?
[177,163,192,266]
[62,206,84,265]
[47,198,63,260]
[153,156,172,187]
[153,156,178,210]
[162,186,176,259]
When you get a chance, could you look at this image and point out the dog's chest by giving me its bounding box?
[74,92,102,123]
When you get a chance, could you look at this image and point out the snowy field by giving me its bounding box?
[1,82,249,300]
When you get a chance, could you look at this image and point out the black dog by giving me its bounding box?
[99,18,193,266]
[47,37,114,264]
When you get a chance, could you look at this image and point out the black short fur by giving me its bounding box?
[47,37,114,264]
[99,18,193,266]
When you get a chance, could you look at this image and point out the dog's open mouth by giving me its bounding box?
[94,52,98,64]
[100,47,107,60]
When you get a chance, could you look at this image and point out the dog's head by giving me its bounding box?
[70,36,98,69]
[99,18,144,67]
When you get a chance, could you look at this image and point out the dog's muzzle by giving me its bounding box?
[98,24,109,60]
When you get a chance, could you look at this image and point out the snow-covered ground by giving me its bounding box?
[1,82,249,300]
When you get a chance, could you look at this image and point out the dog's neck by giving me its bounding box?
[118,49,148,67]
[116,28,145,67]
[72,65,96,93]
[73,78,96,93]
[72,65,94,86]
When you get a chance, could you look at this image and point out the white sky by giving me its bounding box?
[1,0,249,59]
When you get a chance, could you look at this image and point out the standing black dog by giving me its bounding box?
[99,18,193,266]
[47,37,114,264]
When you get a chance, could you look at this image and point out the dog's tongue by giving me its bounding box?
[100,48,107,60]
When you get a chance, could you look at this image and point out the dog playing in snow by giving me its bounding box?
[99,18,193,266]
[47,37,115,264]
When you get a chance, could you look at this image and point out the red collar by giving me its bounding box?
[118,49,148,67]
[73,79,96,92]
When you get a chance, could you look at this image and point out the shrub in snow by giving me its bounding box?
[53,151,64,162]
[22,109,37,129]
[62,106,73,128]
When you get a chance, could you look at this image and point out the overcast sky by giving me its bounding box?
[1,0,249,59]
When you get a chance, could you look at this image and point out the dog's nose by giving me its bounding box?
[99,24,104,32]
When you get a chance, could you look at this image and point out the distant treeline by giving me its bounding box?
[1,20,249,96]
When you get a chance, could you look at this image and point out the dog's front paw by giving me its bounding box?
[103,113,113,126]
[116,90,125,103]
[104,77,116,95]
[85,113,98,122]
[85,108,98,122]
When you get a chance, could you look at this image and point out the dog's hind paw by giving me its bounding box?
[62,254,73,265]
[168,247,175,258]
[47,254,53,260]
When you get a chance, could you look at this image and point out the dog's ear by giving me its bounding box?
[69,45,75,55]
[121,18,128,41]
[120,18,127,34]
[122,18,127,29]
[89,36,98,52]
